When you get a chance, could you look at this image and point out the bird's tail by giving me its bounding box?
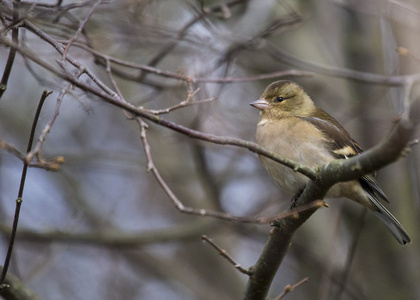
[370,199,411,245]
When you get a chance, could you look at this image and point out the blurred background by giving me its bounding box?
[0,0,419,299]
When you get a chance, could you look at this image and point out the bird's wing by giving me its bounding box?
[301,115,362,158]
[302,114,390,204]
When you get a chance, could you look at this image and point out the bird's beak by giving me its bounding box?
[250,99,269,111]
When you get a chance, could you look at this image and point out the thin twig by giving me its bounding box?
[105,58,124,100]
[144,87,215,115]
[0,90,51,288]
[26,67,85,168]
[202,235,251,275]
[0,141,24,161]
[22,20,120,99]
[145,97,214,115]
[274,277,309,300]
[0,140,64,171]
[62,0,103,60]
[0,0,20,99]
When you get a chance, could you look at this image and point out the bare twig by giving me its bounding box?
[26,67,85,169]
[105,58,124,100]
[145,97,214,115]
[0,0,20,99]
[202,235,251,275]
[275,277,309,300]
[0,90,51,289]
[0,140,64,171]
[22,20,120,99]
[62,0,103,60]
[0,141,24,161]
[144,86,215,115]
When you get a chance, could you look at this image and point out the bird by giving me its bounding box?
[250,80,411,245]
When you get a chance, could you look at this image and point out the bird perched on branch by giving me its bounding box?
[251,80,410,245]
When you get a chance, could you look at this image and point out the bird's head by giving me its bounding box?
[250,80,315,118]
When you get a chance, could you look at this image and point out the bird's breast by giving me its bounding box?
[255,117,334,193]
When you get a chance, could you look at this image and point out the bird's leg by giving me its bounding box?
[290,190,304,208]
[270,190,304,228]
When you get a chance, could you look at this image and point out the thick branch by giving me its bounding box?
[319,116,418,186]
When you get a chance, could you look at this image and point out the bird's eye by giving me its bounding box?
[276,96,284,102]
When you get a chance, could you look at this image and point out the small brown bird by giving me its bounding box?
[251,80,410,245]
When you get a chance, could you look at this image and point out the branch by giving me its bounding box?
[202,235,251,275]
[0,91,50,288]
[26,67,86,168]
[0,220,215,247]
[319,111,419,186]
[0,0,20,99]
[275,277,309,300]
[61,0,103,59]
[0,266,42,300]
